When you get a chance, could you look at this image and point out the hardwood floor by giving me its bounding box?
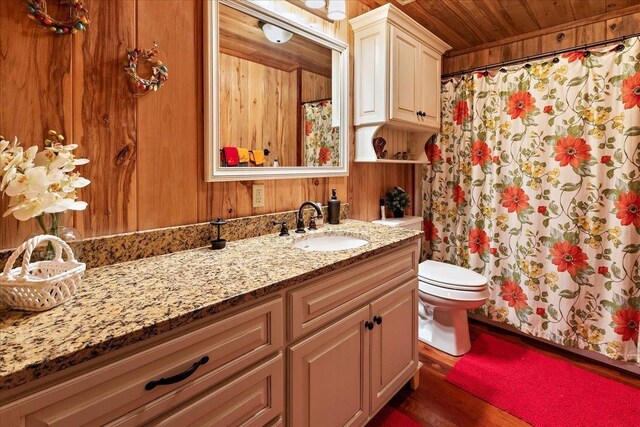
[378,319,640,427]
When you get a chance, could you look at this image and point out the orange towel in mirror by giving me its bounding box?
[250,149,265,165]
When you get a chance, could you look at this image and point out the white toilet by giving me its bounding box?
[417,260,488,356]
[373,216,489,356]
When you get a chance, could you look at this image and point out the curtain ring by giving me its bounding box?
[524,57,532,69]
[552,51,560,63]
[583,44,591,57]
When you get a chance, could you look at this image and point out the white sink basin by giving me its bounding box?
[293,234,369,252]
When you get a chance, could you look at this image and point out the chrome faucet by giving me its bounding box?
[296,202,323,233]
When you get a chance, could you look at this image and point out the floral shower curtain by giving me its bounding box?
[423,38,640,364]
[302,100,340,167]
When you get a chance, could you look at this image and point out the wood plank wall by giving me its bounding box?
[301,70,331,103]
[0,0,412,249]
[443,8,640,74]
[219,53,298,167]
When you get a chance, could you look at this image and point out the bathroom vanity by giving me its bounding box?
[0,221,422,426]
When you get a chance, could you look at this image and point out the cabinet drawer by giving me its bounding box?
[114,354,284,427]
[289,241,419,341]
[25,298,283,426]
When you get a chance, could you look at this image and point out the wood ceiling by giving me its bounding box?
[358,0,640,52]
[219,4,333,77]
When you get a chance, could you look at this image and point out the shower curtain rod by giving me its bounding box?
[441,32,640,79]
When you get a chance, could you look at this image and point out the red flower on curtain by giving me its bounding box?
[621,72,640,109]
[612,307,639,343]
[471,140,491,166]
[550,241,588,275]
[469,228,490,254]
[425,143,442,163]
[543,105,554,114]
[501,280,528,311]
[452,185,465,205]
[304,120,312,136]
[500,186,530,214]
[614,191,640,227]
[553,135,591,168]
[562,51,586,63]
[424,220,438,241]
[453,101,469,125]
[506,91,536,119]
[318,147,331,165]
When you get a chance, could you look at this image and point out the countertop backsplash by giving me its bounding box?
[0,204,349,271]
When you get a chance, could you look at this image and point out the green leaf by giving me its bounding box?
[623,244,640,254]
[561,182,580,191]
[625,127,640,136]
[559,289,579,299]
[567,74,588,87]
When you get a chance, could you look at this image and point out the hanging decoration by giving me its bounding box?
[26,0,89,34]
[124,43,168,96]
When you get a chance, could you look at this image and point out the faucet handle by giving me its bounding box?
[308,215,317,230]
[272,221,290,236]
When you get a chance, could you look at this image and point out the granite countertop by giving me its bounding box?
[0,220,422,392]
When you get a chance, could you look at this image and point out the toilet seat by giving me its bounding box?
[420,276,487,291]
[419,280,489,302]
[418,260,487,291]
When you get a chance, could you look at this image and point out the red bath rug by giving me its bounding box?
[445,333,640,427]
[367,406,423,427]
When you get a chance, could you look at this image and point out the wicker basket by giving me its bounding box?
[0,235,86,312]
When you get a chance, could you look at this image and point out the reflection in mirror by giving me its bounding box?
[218,3,340,169]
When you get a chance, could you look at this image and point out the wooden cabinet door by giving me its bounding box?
[369,280,418,412]
[419,43,441,129]
[289,306,370,427]
[389,26,420,125]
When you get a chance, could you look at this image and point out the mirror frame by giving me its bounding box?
[204,0,350,182]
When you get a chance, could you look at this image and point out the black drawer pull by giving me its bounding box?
[145,355,209,391]
[364,321,374,330]
[373,315,383,325]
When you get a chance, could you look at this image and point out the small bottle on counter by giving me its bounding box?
[380,198,386,220]
[327,189,341,224]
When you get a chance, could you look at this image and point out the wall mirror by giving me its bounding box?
[205,0,349,181]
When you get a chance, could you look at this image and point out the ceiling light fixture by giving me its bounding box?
[327,0,346,20]
[259,21,293,44]
[305,0,326,9]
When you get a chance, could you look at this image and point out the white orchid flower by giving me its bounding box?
[3,198,46,221]
[1,132,90,221]
[5,167,51,198]
[44,197,86,213]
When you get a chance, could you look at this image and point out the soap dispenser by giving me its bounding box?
[327,189,341,224]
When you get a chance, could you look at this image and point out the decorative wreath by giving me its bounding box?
[124,43,169,95]
[26,0,89,34]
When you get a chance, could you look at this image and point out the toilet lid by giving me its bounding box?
[418,260,487,291]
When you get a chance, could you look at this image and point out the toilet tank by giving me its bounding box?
[372,216,423,231]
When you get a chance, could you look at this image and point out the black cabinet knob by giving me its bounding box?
[373,315,382,325]
[364,321,374,330]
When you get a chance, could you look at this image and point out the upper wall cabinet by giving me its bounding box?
[350,4,451,163]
